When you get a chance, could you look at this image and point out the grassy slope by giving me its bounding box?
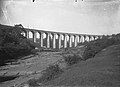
[44,45,120,87]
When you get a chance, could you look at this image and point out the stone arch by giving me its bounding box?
[27,30,34,41]
[60,34,64,48]
[35,31,40,43]
[37,31,44,47]
[90,36,94,41]
[80,35,84,43]
[51,33,57,49]
[73,35,78,47]
[68,34,72,48]
[63,34,68,48]
[21,31,26,37]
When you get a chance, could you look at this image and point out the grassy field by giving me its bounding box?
[43,45,120,87]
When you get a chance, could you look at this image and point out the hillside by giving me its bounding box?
[0,24,120,87]
[0,24,37,66]
[43,44,120,87]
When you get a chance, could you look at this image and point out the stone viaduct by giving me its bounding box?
[21,27,103,49]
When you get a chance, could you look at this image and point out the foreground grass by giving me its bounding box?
[43,44,120,86]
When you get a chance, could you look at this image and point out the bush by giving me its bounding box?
[82,45,101,60]
[63,54,82,66]
[38,64,63,83]
[26,64,63,86]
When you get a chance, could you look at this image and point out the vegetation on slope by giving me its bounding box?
[24,33,120,86]
[43,44,120,87]
[0,24,36,66]
[0,24,120,86]
[27,64,63,86]
[60,33,120,66]
[38,34,120,86]
[61,46,85,66]
[82,34,120,60]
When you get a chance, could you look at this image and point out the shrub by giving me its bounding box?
[39,64,63,83]
[63,54,82,66]
[26,64,63,86]
[82,45,101,60]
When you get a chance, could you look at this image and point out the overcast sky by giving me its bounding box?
[0,0,120,35]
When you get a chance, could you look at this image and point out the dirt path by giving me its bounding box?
[44,45,120,87]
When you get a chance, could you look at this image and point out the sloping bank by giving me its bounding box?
[0,46,86,87]
[42,44,120,87]
[0,24,120,86]
[0,24,37,66]
[17,34,120,87]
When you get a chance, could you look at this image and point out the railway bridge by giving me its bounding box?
[20,27,103,49]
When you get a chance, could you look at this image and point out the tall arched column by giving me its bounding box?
[24,31,27,38]
[98,36,100,39]
[58,34,62,49]
[40,32,44,47]
[69,35,72,47]
[97,36,99,39]
[96,36,98,40]
[74,35,77,47]
[64,34,67,48]
[100,36,103,39]
[93,36,96,40]
[81,35,84,43]
[91,36,94,41]
[53,33,56,49]
[33,31,37,43]
[95,36,98,40]
[46,32,50,48]
[88,36,91,42]
[83,35,86,42]
[79,35,81,43]
[86,36,88,41]
[26,30,29,39]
